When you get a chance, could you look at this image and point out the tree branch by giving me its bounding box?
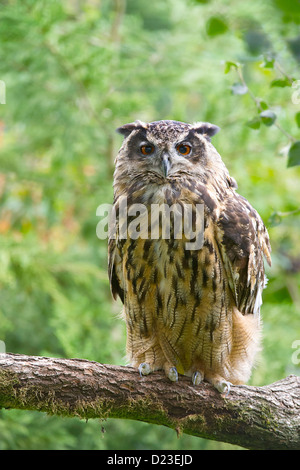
[0,353,299,450]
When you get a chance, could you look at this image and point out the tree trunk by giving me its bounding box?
[0,353,299,450]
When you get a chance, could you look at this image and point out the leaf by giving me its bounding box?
[224,60,240,74]
[288,36,300,62]
[260,110,277,126]
[244,30,271,56]
[295,112,300,128]
[287,141,300,167]
[270,77,292,88]
[246,116,261,130]
[273,0,300,15]
[260,57,275,69]
[257,99,269,110]
[231,82,248,95]
[268,212,282,227]
[206,16,229,37]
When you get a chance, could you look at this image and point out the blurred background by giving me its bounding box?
[0,0,299,450]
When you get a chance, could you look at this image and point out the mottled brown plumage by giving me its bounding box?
[109,120,271,393]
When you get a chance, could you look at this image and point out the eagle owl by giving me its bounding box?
[108,120,271,393]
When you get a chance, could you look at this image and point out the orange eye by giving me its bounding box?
[176,144,191,155]
[140,144,154,155]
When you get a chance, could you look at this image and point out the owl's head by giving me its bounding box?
[115,120,233,188]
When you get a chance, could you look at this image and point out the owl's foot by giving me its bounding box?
[166,366,178,382]
[138,362,152,377]
[206,373,232,396]
[214,379,232,396]
[163,362,179,382]
[192,370,204,386]
[138,362,178,382]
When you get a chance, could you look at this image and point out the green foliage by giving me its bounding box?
[0,0,299,450]
[206,15,229,37]
[260,110,277,127]
[287,141,300,167]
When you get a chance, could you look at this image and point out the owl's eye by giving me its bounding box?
[140,144,155,155]
[176,144,191,156]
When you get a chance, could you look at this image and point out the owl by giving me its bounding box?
[108,120,271,394]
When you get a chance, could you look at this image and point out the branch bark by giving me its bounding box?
[0,353,299,450]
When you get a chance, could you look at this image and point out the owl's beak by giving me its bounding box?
[161,153,171,177]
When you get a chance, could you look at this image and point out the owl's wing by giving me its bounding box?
[215,194,271,316]
[108,237,125,304]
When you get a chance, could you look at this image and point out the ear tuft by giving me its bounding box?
[116,120,147,138]
[192,122,220,139]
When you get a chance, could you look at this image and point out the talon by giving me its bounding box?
[168,366,178,382]
[192,371,203,386]
[138,362,152,377]
[215,380,232,396]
